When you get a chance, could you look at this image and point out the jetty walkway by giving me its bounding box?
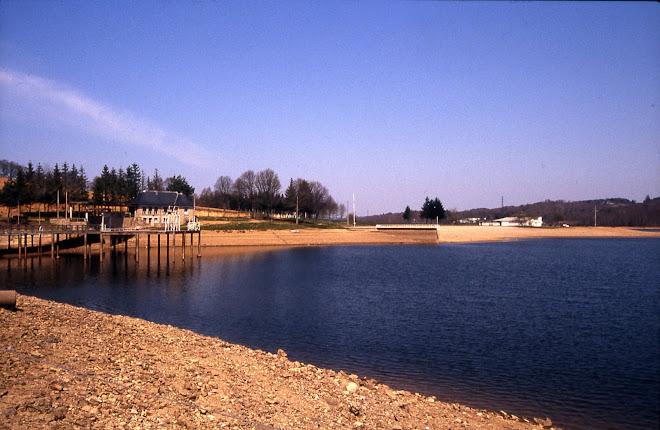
[0,225,201,262]
[375,224,439,230]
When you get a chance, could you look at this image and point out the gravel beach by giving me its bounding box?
[1,295,556,430]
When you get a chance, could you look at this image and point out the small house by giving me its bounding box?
[129,191,195,230]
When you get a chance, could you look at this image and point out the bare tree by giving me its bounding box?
[214,176,233,195]
[233,170,257,212]
[214,175,233,209]
[338,203,346,219]
[255,169,281,213]
[309,181,331,218]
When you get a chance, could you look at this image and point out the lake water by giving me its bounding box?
[2,238,658,430]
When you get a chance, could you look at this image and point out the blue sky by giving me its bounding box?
[1,1,658,214]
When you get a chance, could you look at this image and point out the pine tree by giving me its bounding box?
[403,205,411,222]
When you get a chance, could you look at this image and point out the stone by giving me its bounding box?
[534,417,553,427]
[2,407,17,417]
[346,382,359,394]
[54,407,67,420]
[51,383,64,391]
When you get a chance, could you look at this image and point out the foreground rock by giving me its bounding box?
[1,295,558,429]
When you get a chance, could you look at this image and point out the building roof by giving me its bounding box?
[494,217,520,223]
[129,191,194,208]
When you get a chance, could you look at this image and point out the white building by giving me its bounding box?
[129,191,196,230]
[480,216,543,227]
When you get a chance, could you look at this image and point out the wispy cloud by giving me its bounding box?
[0,67,214,169]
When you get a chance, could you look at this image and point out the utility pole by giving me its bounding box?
[296,193,299,225]
[594,205,597,227]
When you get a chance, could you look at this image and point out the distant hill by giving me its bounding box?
[363,198,660,227]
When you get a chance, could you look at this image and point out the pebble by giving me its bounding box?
[346,382,359,394]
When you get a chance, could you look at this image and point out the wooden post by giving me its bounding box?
[197,230,201,257]
[83,233,88,260]
[51,234,55,259]
[100,233,104,262]
[182,232,186,260]
[38,233,42,255]
[157,234,161,261]
[172,232,176,261]
[18,234,22,260]
[135,234,139,262]
[56,233,59,258]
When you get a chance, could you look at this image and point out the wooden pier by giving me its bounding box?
[0,225,201,262]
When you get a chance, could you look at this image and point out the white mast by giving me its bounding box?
[353,194,356,227]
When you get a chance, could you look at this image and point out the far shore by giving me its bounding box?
[195,226,659,251]
[1,226,658,258]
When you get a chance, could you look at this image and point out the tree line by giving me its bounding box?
[1,160,341,220]
[197,170,342,219]
[0,160,88,205]
[91,165,194,206]
[0,159,194,208]
[400,197,447,223]
[455,197,660,227]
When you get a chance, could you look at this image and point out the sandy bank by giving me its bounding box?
[1,295,557,429]
[197,226,658,250]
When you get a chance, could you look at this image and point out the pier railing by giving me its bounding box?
[0,224,93,234]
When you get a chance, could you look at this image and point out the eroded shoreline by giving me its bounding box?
[1,296,556,429]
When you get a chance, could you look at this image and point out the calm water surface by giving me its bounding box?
[2,239,658,430]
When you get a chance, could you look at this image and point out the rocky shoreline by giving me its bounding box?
[1,295,557,429]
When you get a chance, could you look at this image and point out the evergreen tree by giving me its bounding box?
[420,197,445,223]
[165,175,194,197]
[148,169,164,191]
[403,205,411,222]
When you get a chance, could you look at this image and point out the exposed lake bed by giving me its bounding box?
[1,295,550,430]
